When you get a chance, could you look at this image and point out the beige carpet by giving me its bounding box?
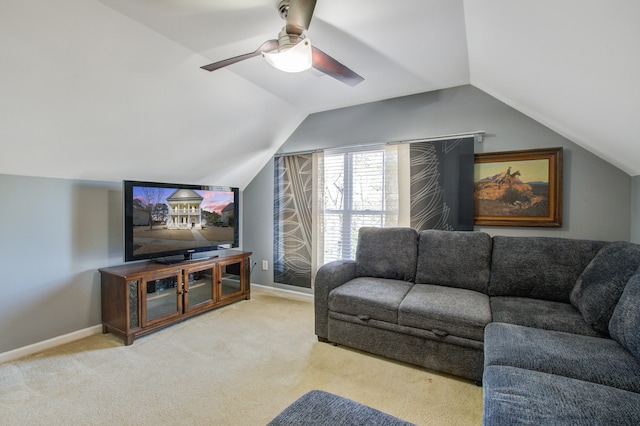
[0,289,482,425]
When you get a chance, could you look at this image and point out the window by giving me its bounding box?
[274,137,474,288]
[322,149,391,263]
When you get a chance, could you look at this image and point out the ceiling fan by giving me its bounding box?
[200,0,364,87]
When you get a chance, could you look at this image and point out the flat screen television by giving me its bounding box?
[123,180,239,263]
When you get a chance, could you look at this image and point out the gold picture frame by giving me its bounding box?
[474,147,563,227]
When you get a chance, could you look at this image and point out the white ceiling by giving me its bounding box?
[1,0,638,189]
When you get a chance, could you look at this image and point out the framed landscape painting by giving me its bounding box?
[474,147,563,227]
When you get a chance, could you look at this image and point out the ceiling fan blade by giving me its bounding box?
[201,39,279,72]
[311,46,364,87]
[286,0,317,35]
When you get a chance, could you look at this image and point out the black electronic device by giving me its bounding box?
[123,180,239,263]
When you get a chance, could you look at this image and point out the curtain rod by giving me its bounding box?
[387,130,486,145]
[274,130,486,158]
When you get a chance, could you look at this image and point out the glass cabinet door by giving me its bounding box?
[184,267,215,312]
[219,259,244,300]
[141,273,182,326]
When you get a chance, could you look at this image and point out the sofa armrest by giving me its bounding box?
[314,259,357,339]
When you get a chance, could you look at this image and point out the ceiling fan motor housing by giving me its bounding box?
[277,27,306,52]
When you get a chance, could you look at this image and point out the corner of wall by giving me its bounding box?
[632,176,640,244]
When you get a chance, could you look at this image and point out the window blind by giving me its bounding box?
[322,149,390,263]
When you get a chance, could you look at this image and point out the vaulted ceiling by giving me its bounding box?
[1,0,638,189]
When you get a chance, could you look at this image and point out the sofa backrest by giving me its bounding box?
[415,230,492,293]
[489,236,606,302]
[355,227,419,282]
[570,241,640,335]
[609,266,640,361]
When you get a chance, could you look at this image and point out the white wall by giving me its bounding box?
[0,0,300,189]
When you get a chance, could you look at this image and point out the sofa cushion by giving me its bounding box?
[483,365,640,426]
[490,297,602,337]
[609,268,640,360]
[488,236,605,302]
[485,323,640,393]
[355,227,418,282]
[415,230,492,293]
[570,241,640,335]
[328,277,413,324]
[398,284,491,341]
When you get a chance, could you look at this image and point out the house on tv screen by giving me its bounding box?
[166,189,204,230]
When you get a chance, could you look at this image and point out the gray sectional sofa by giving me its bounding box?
[314,227,640,424]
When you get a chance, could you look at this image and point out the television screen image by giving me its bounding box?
[123,180,239,262]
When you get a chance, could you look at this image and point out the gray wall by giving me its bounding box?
[633,176,640,244]
[243,85,632,289]
[242,160,278,289]
[0,175,122,353]
[0,174,247,354]
[1,84,635,353]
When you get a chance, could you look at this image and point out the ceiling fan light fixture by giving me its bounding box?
[200,0,363,86]
[262,38,312,73]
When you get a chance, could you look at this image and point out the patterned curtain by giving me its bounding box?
[273,154,315,288]
[408,137,474,231]
[273,137,474,287]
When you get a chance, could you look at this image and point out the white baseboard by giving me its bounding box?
[251,283,314,302]
[1,285,312,365]
[0,325,103,365]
